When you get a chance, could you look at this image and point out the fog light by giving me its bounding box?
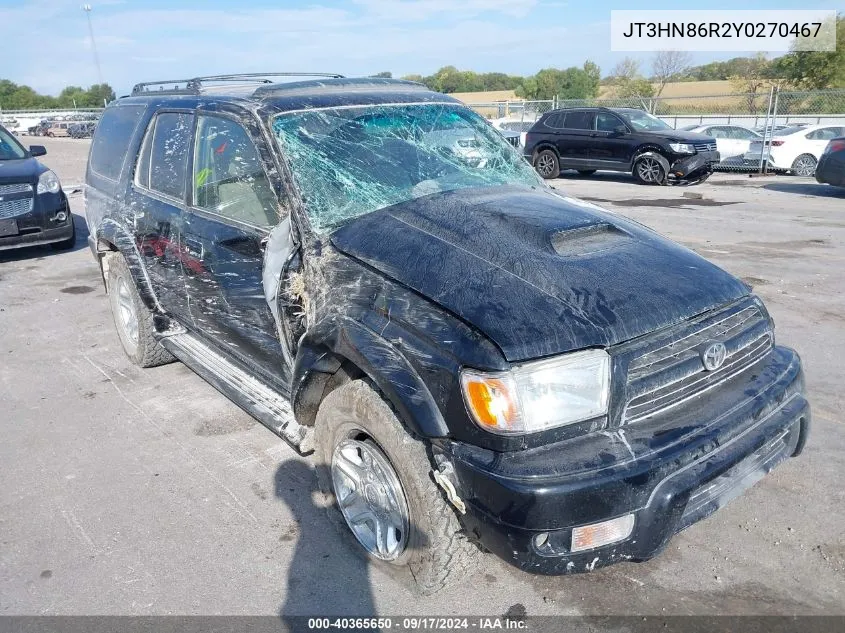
[533,532,549,548]
[571,514,635,553]
[55,211,68,222]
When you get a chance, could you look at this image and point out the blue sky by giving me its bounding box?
[0,0,840,96]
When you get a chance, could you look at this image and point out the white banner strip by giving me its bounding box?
[611,10,837,52]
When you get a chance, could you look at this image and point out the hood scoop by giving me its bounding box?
[551,222,631,257]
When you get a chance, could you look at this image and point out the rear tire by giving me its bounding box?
[314,380,476,594]
[106,253,174,368]
[533,149,560,179]
[791,154,817,177]
[577,169,597,176]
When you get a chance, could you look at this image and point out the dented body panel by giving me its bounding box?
[84,77,810,576]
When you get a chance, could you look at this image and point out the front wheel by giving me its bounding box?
[314,380,476,594]
[633,154,668,185]
[533,149,560,179]
[791,154,817,177]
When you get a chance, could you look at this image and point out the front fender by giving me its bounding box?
[292,318,450,439]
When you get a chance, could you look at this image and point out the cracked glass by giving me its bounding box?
[271,103,541,233]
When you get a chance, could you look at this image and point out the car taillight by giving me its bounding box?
[824,139,845,154]
[769,140,785,146]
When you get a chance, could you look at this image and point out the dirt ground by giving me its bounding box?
[1,137,843,618]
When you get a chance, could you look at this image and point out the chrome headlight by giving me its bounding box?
[669,142,695,154]
[460,349,610,435]
[37,170,62,195]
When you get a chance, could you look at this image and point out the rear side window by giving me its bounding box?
[563,111,593,130]
[544,113,565,129]
[89,105,145,181]
[135,112,193,200]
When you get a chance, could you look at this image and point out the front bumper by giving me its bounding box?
[0,191,72,252]
[670,150,719,179]
[437,346,808,574]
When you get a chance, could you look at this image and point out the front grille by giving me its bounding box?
[623,303,773,423]
[694,141,717,152]
[0,197,34,219]
[0,183,33,195]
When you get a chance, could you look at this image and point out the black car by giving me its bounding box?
[84,74,809,592]
[815,137,845,188]
[0,124,75,252]
[525,107,719,185]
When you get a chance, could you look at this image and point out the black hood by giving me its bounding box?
[331,186,748,362]
[637,129,715,144]
[0,157,47,185]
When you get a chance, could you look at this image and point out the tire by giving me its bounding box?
[50,216,76,251]
[106,253,174,368]
[533,149,560,179]
[314,380,476,594]
[791,154,817,177]
[633,154,668,185]
[577,169,597,176]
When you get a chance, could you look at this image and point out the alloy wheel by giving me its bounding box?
[116,277,139,345]
[331,437,410,561]
[637,157,662,183]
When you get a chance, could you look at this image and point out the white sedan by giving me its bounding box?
[743,124,845,176]
[683,124,761,161]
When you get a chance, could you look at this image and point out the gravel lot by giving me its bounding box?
[1,137,843,618]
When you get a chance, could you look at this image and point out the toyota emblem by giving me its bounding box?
[701,342,727,371]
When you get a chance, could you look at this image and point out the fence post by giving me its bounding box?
[758,86,775,175]
[765,88,781,175]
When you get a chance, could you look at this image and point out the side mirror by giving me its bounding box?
[29,145,47,157]
[613,125,628,136]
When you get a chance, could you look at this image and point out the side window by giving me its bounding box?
[90,105,146,181]
[730,127,756,140]
[807,128,839,141]
[707,127,727,138]
[135,112,192,199]
[595,112,622,132]
[192,115,278,227]
[563,111,594,130]
[544,113,565,129]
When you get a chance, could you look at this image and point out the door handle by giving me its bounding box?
[183,237,204,259]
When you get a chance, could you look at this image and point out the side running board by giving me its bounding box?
[159,332,315,454]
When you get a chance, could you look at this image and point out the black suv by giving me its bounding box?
[525,107,719,185]
[84,74,809,592]
[0,123,75,252]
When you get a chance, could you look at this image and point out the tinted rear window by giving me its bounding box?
[89,105,145,181]
[563,111,593,130]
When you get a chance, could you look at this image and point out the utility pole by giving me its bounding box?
[82,4,104,85]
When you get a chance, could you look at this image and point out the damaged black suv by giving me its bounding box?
[525,107,719,184]
[85,74,809,592]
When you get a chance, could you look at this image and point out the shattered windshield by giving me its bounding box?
[271,103,541,232]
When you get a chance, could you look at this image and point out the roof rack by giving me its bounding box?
[130,72,345,96]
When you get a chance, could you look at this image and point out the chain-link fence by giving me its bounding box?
[469,88,845,173]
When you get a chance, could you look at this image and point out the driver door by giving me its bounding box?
[181,112,293,388]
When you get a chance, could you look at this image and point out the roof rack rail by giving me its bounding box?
[131,72,346,96]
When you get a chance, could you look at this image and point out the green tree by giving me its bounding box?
[516,64,600,100]
[371,71,392,78]
[771,15,844,89]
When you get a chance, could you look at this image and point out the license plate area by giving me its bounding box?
[0,218,19,237]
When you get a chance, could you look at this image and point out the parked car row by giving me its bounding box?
[27,117,99,138]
